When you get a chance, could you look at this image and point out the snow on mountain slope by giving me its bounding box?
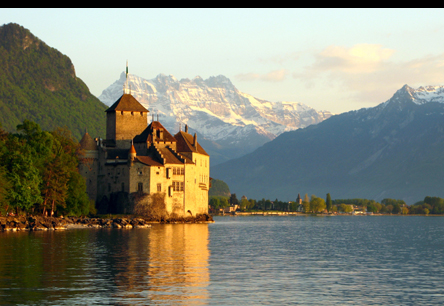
[98,72,332,145]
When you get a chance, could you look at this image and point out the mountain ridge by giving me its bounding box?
[0,22,107,140]
[211,84,444,204]
[98,71,332,165]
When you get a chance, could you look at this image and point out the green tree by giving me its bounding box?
[40,127,79,216]
[0,165,10,213]
[310,195,326,213]
[240,198,249,211]
[302,194,310,213]
[264,199,272,210]
[340,203,353,213]
[64,171,90,216]
[3,142,42,214]
[289,201,298,212]
[392,203,401,214]
[386,204,393,214]
[209,197,221,210]
[401,206,409,215]
[326,193,332,212]
[248,199,256,210]
[220,197,229,208]
[229,193,239,205]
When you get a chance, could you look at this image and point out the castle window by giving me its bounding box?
[121,182,125,192]
[140,112,143,116]
[131,112,134,115]
[172,181,184,191]
[138,183,143,192]
[157,183,161,192]
[121,111,123,115]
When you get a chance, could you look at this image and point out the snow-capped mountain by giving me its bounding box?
[212,83,444,203]
[98,72,332,165]
[353,84,444,123]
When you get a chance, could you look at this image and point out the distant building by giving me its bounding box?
[296,194,302,205]
[296,194,304,212]
[224,204,240,213]
[78,90,210,217]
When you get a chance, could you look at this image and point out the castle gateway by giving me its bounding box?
[78,93,210,217]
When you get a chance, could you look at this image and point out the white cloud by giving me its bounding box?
[294,44,444,105]
[312,43,395,74]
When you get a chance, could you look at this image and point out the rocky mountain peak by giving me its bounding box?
[0,23,40,51]
[390,84,444,105]
[98,72,332,165]
[204,75,236,90]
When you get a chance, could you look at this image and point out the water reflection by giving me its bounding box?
[0,224,210,305]
[146,224,210,304]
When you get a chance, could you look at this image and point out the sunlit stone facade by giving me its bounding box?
[79,93,209,217]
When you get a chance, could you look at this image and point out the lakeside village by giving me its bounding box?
[1,87,444,232]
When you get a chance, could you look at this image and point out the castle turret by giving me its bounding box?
[79,131,99,202]
[129,141,137,162]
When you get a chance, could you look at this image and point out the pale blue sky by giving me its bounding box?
[2,8,444,113]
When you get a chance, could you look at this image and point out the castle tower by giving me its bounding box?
[105,93,149,149]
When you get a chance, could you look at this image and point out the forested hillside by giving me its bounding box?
[0,23,107,140]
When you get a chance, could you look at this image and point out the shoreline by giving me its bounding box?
[0,214,214,232]
[212,212,440,217]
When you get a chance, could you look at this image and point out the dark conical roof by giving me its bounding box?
[105,94,149,113]
[79,132,97,151]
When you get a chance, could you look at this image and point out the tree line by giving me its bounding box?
[209,193,330,213]
[0,120,92,217]
[209,192,444,215]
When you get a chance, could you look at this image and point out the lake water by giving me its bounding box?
[1,215,444,305]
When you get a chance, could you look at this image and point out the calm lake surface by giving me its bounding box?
[1,215,444,305]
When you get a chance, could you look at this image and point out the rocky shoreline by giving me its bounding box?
[0,214,214,232]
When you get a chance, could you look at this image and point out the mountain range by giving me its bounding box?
[98,72,332,165]
[3,22,444,204]
[211,84,444,204]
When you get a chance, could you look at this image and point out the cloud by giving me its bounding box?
[236,69,289,82]
[294,43,444,105]
[312,43,395,74]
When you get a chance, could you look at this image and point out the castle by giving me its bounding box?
[78,91,210,217]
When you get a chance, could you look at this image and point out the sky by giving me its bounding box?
[2,8,444,114]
